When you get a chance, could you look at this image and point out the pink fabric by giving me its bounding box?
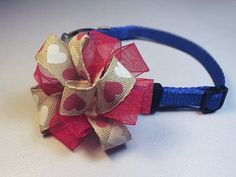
[49,100,92,150]
[134,78,154,114]
[83,30,121,83]
[113,43,150,77]
[34,65,63,95]
[101,89,144,125]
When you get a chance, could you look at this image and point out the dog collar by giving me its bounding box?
[62,26,228,114]
[31,26,228,151]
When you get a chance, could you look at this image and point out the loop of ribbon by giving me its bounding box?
[31,30,154,150]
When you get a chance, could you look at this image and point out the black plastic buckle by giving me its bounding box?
[151,83,163,113]
[61,26,112,43]
[200,86,228,114]
[61,28,95,43]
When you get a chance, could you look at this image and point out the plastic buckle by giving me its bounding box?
[61,26,112,43]
[200,86,228,114]
[151,83,163,113]
[61,28,95,43]
[97,26,112,30]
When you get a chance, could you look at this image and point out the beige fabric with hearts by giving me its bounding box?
[68,34,91,82]
[35,34,76,85]
[88,117,131,150]
[96,57,135,113]
[59,80,96,116]
[31,86,61,133]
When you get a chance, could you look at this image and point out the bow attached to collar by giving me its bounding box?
[31,30,154,150]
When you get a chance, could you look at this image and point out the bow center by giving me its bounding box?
[59,80,97,116]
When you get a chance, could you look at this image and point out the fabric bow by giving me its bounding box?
[31,30,154,150]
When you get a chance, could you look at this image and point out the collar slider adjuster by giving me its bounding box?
[200,86,228,114]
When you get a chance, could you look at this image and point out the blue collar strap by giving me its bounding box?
[61,26,228,114]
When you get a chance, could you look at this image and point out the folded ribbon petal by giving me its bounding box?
[35,33,78,85]
[68,33,91,82]
[31,86,61,133]
[60,80,96,116]
[88,117,131,150]
[96,57,136,114]
[49,99,92,150]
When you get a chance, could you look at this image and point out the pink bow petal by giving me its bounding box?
[112,43,150,76]
[134,78,154,114]
[34,64,63,95]
[49,100,92,150]
[101,89,144,125]
[83,30,121,83]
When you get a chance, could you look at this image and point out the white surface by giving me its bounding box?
[0,0,236,177]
